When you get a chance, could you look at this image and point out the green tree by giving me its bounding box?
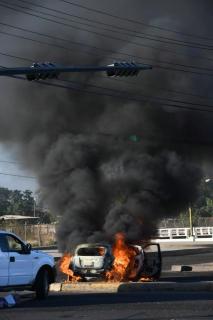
[193,180,213,217]
[8,189,24,214]
[22,190,34,215]
[0,187,10,215]
[0,188,35,216]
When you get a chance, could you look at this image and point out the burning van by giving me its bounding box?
[60,233,162,282]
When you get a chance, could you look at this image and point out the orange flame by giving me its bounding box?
[106,232,138,282]
[140,276,153,282]
[59,234,153,283]
[59,253,81,282]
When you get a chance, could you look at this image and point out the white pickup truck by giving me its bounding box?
[0,230,56,299]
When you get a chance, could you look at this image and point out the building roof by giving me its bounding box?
[0,215,39,220]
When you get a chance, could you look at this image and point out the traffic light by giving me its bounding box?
[26,62,59,81]
[0,60,152,79]
[106,62,141,77]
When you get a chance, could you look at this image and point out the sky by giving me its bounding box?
[0,144,38,191]
[1,0,213,245]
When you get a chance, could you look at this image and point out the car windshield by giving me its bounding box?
[77,247,106,256]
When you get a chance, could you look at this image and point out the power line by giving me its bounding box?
[0,30,99,61]
[0,50,32,63]
[1,21,213,72]
[59,0,213,42]
[103,77,213,102]
[0,172,36,179]
[59,78,213,109]
[1,1,213,66]
[1,27,213,113]
[0,138,212,179]
[1,24,213,79]
[0,159,20,164]
[1,70,213,147]
[12,0,213,52]
[1,51,213,109]
[2,64,213,114]
[0,31,206,78]
[27,81,213,113]
[1,49,213,103]
[1,4,213,77]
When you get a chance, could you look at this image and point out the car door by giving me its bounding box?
[0,234,9,286]
[6,234,33,286]
[140,243,162,280]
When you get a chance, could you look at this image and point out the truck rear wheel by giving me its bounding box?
[34,269,49,300]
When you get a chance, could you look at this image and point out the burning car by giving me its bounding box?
[71,244,114,279]
[105,233,162,282]
[59,233,161,282]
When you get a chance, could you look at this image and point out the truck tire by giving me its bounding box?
[34,269,49,300]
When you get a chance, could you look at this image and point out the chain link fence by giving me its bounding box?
[0,223,57,246]
[158,217,213,228]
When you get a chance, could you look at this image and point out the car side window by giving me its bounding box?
[6,235,24,253]
[0,234,8,252]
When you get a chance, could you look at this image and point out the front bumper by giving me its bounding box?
[73,267,105,278]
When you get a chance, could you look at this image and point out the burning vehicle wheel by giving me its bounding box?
[34,269,49,300]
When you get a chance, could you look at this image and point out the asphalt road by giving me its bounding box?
[1,291,213,320]
[161,244,213,271]
[1,244,212,319]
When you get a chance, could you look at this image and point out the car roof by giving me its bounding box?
[0,230,9,234]
[0,230,17,237]
[0,230,24,242]
[75,243,111,249]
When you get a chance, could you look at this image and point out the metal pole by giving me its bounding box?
[0,63,152,77]
[33,197,36,218]
[37,224,41,247]
[189,206,193,237]
[24,221,27,242]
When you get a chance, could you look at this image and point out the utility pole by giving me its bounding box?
[188,205,193,237]
[33,197,36,218]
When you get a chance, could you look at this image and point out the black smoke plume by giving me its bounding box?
[0,0,212,251]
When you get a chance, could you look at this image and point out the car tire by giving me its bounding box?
[34,269,49,300]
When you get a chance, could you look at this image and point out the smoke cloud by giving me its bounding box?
[0,0,212,251]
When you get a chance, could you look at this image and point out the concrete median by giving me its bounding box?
[59,282,118,293]
[118,281,213,292]
[50,281,213,293]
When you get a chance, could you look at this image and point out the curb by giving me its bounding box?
[50,281,213,293]
[62,282,119,293]
[118,281,213,292]
[50,283,62,292]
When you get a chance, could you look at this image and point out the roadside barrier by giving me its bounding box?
[157,227,213,240]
